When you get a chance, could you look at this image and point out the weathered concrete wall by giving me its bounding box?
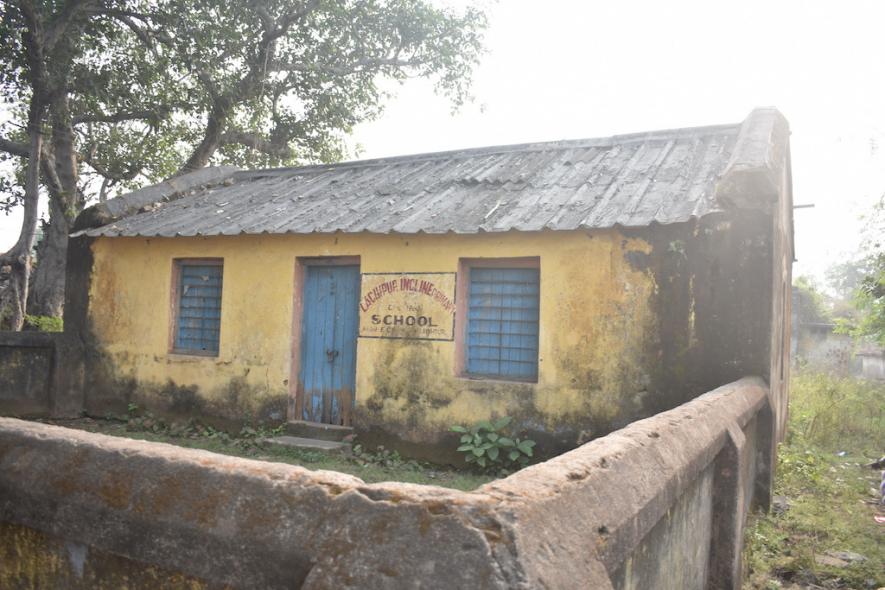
[0,332,67,418]
[612,464,714,589]
[0,332,55,417]
[0,331,84,420]
[76,230,662,454]
[0,522,211,589]
[1,377,770,589]
[67,211,783,460]
[622,211,776,417]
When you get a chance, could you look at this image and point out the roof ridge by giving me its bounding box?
[234,122,741,180]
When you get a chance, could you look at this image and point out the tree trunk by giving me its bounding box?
[1,122,43,330]
[177,102,229,174]
[27,213,69,318]
[27,96,82,319]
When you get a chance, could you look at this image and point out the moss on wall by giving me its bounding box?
[0,522,212,589]
[624,213,774,416]
[0,345,53,417]
[75,222,772,459]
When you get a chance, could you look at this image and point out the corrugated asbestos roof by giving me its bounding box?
[81,122,746,238]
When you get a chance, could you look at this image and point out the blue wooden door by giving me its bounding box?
[299,265,360,425]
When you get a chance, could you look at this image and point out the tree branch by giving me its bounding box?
[220,130,293,160]
[39,145,64,197]
[230,0,320,103]
[44,0,101,53]
[271,56,423,77]
[80,148,143,183]
[265,0,320,42]
[72,107,177,126]
[0,137,30,158]
[17,0,50,106]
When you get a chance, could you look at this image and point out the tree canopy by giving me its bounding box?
[0,0,487,328]
[833,195,885,345]
[793,275,832,326]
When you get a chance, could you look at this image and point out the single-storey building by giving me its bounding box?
[65,108,793,460]
[854,342,885,381]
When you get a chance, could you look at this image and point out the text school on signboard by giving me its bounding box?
[358,273,456,341]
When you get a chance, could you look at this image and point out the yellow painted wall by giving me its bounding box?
[88,230,657,442]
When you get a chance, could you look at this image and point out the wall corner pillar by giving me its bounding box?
[707,422,749,590]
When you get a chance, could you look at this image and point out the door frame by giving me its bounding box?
[289,255,361,423]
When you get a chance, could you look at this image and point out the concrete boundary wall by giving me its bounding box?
[0,377,771,589]
[0,331,84,418]
[0,332,59,417]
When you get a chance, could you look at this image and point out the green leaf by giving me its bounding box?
[493,416,512,430]
[508,450,520,461]
[457,444,473,452]
[460,434,472,443]
[473,434,483,446]
[477,456,487,467]
[517,440,534,457]
[497,437,515,447]
[450,425,467,433]
[476,420,493,432]
[487,446,499,461]
[487,433,499,442]
[472,447,484,457]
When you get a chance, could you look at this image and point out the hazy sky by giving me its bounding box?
[2,0,884,281]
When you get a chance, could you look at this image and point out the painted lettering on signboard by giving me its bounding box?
[359,273,456,341]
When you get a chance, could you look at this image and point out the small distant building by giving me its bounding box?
[789,309,885,380]
[65,108,793,459]
[856,343,885,380]
[790,320,854,374]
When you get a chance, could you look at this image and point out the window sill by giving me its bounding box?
[169,349,219,358]
[457,373,538,386]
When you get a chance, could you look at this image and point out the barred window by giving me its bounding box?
[465,266,540,381]
[173,260,223,355]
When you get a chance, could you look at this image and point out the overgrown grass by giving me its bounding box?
[789,372,884,452]
[43,417,494,492]
[743,372,884,589]
[23,314,63,332]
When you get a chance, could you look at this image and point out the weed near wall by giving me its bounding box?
[788,372,883,453]
[743,372,884,589]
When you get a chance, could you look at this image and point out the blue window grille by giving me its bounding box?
[174,262,223,354]
[466,267,540,380]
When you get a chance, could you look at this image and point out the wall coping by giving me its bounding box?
[0,331,61,348]
[0,376,768,588]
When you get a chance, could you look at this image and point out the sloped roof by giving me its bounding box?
[76,109,787,238]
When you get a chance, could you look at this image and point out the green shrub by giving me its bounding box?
[743,372,885,588]
[789,371,884,453]
[24,314,63,332]
[451,416,536,473]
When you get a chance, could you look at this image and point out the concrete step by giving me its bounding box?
[261,435,351,453]
[285,420,353,442]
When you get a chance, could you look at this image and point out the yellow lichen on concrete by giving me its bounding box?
[88,229,657,437]
[0,523,209,589]
[535,235,656,427]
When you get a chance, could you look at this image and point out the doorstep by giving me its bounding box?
[261,435,351,453]
[284,420,354,442]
